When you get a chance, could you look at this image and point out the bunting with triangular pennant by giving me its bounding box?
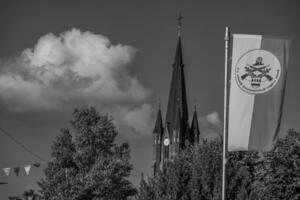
[24,165,31,175]
[14,166,20,176]
[1,162,46,177]
[3,168,11,176]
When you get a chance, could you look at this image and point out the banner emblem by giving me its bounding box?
[235,49,281,94]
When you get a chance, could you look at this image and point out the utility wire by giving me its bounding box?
[0,127,47,162]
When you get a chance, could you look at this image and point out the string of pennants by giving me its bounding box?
[2,162,46,176]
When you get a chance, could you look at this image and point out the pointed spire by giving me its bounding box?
[191,106,199,129]
[153,103,163,134]
[190,106,200,144]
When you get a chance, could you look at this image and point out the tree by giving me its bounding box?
[252,129,300,200]
[189,140,222,200]
[230,128,300,200]
[137,129,300,200]
[38,106,137,200]
[138,141,222,200]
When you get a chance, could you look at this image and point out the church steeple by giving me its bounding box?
[165,13,189,138]
[152,14,200,174]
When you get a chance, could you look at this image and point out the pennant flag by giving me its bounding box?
[228,34,290,151]
[33,163,41,168]
[14,166,20,176]
[3,168,11,176]
[24,165,31,175]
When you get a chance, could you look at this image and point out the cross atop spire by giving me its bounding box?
[177,12,183,37]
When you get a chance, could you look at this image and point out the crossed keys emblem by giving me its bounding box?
[240,57,273,89]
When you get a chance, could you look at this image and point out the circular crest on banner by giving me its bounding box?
[235,49,281,94]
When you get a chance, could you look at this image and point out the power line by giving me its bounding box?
[0,127,47,162]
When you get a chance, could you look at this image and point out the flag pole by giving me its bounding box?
[222,26,230,200]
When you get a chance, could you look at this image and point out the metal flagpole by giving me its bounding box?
[222,26,230,200]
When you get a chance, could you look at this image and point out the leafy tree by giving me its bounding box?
[38,106,137,200]
[226,149,259,199]
[190,140,222,200]
[137,129,300,200]
[252,129,300,200]
[138,141,222,200]
[152,149,193,200]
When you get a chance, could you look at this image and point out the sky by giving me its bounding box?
[0,0,299,198]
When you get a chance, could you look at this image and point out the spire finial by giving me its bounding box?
[177,12,183,37]
[194,104,197,112]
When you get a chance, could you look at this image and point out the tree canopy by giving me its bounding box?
[38,107,137,200]
[137,129,300,200]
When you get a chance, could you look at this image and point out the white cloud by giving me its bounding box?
[0,28,150,111]
[0,28,153,135]
[205,111,222,127]
[199,111,222,140]
[122,104,154,134]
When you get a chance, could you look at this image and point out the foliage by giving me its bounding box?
[252,129,300,200]
[137,129,300,200]
[38,106,137,200]
[138,140,222,200]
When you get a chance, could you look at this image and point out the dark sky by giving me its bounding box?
[0,0,299,198]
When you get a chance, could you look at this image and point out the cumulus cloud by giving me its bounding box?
[0,28,153,135]
[0,28,150,111]
[199,111,222,140]
[205,111,222,127]
[112,104,154,136]
[121,104,154,134]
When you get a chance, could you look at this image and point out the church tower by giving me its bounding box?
[153,14,200,174]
